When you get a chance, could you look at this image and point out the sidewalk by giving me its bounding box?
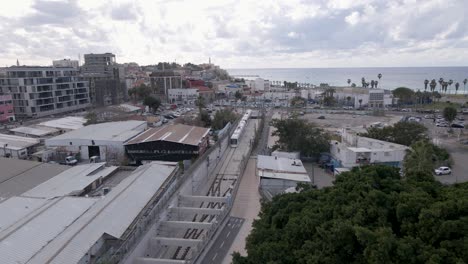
[222,157,261,264]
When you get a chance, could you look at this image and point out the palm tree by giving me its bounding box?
[346,96,352,106]
[464,78,468,95]
[455,82,460,95]
[370,80,375,89]
[438,78,444,92]
[448,79,453,94]
[424,79,429,91]
[378,73,382,81]
[347,79,351,86]
[358,99,363,108]
[361,77,366,88]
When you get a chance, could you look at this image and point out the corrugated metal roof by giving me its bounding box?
[259,171,311,182]
[46,121,146,143]
[0,133,40,150]
[21,163,117,199]
[38,116,86,130]
[257,155,307,174]
[126,124,210,146]
[9,126,59,137]
[28,161,177,264]
[0,197,50,236]
[0,197,98,264]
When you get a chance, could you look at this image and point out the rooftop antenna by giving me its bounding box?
[209,57,211,65]
[16,59,19,66]
[78,53,81,67]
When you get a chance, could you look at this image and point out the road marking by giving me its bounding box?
[226,231,231,237]
[212,253,218,261]
[220,241,225,248]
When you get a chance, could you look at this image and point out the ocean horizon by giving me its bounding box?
[227,67,468,93]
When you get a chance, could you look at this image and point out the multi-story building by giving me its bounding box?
[81,53,126,106]
[0,66,90,118]
[167,88,199,104]
[150,70,182,98]
[81,53,117,77]
[246,78,270,92]
[52,59,79,68]
[0,94,14,122]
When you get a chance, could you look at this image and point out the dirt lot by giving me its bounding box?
[302,113,403,132]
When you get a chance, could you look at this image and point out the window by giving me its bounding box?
[384,152,390,157]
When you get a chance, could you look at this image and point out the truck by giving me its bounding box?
[61,156,78,166]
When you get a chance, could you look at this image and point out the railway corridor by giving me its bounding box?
[133,118,259,264]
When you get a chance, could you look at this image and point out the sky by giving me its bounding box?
[1,0,467,69]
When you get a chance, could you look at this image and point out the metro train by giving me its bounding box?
[230,110,252,147]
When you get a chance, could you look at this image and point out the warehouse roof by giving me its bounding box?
[0,158,68,199]
[10,126,59,137]
[0,196,98,264]
[257,155,310,182]
[38,116,86,130]
[0,133,40,150]
[46,120,147,143]
[21,163,118,198]
[126,124,210,146]
[28,161,178,264]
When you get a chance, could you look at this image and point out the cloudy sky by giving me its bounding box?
[1,0,467,68]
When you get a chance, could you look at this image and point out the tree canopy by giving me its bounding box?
[404,140,451,175]
[271,117,330,157]
[84,111,98,125]
[443,106,457,124]
[360,122,428,146]
[290,96,306,107]
[143,96,161,113]
[392,87,415,106]
[212,109,237,130]
[234,165,468,264]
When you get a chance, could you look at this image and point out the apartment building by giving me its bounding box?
[0,94,14,122]
[0,66,90,118]
[53,59,79,68]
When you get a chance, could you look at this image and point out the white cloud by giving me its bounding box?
[0,0,467,68]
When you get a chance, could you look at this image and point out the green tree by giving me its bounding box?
[84,111,98,125]
[234,165,468,264]
[234,90,243,101]
[271,117,330,157]
[404,140,452,175]
[392,87,415,106]
[143,96,161,113]
[361,122,428,146]
[195,95,206,112]
[346,96,352,106]
[136,84,152,99]
[212,109,237,130]
[198,110,211,127]
[290,96,306,107]
[443,106,457,125]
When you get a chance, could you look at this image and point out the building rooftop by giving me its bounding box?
[112,103,141,113]
[27,161,178,264]
[46,120,147,142]
[348,147,372,152]
[10,126,59,137]
[0,133,40,150]
[21,163,118,199]
[257,155,310,182]
[38,116,86,130]
[0,158,69,200]
[126,124,210,146]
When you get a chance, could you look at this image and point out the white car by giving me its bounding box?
[435,167,451,175]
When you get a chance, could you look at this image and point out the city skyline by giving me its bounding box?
[1,0,468,68]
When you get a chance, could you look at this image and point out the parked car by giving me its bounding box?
[62,156,78,166]
[436,123,448,127]
[435,166,451,175]
[424,115,432,119]
[451,123,465,128]
[318,115,326,119]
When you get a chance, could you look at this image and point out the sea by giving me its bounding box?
[227,67,468,92]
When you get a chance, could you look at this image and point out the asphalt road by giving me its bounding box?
[204,217,245,264]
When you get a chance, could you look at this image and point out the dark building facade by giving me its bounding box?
[125,124,210,162]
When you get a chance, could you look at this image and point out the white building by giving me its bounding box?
[0,133,40,159]
[246,78,270,92]
[10,126,60,138]
[52,59,79,68]
[45,120,147,162]
[333,87,393,108]
[38,116,86,131]
[167,88,199,104]
[257,155,311,197]
[330,129,408,169]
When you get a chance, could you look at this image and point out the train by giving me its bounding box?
[230,110,252,147]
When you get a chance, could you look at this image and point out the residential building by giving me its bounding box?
[125,124,210,162]
[0,66,90,118]
[150,70,182,98]
[196,86,215,102]
[81,53,117,77]
[94,79,127,106]
[0,94,14,122]
[330,129,408,169]
[246,78,270,92]
[52,59,79,68]
[0,133,40,159]
[167,88,199,104]
[257,155,311,197]
[45,120,147,162]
